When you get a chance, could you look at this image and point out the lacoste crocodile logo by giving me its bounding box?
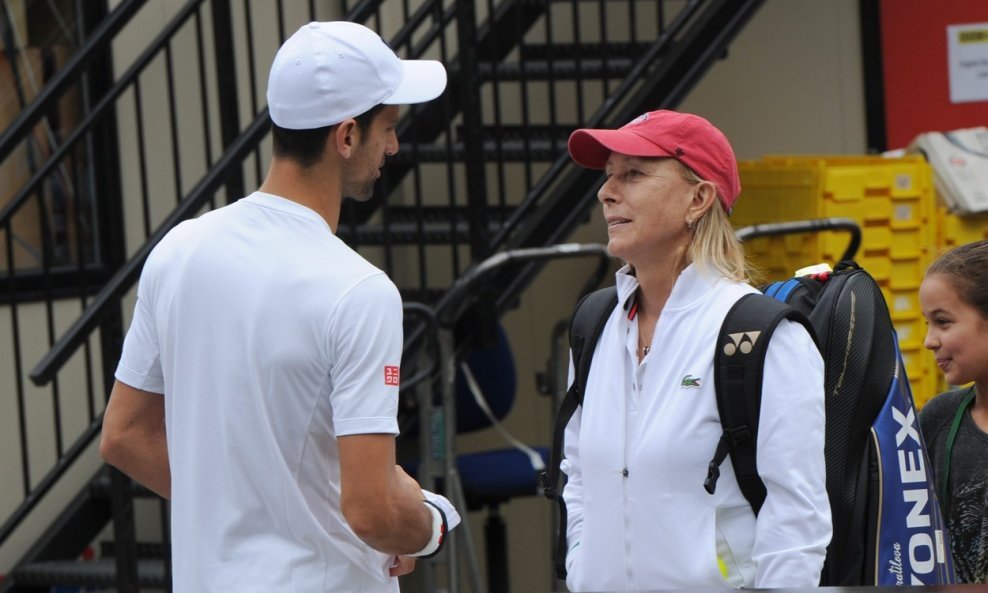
[681,375,701,388]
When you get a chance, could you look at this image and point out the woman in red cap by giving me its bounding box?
[558,110,832,590]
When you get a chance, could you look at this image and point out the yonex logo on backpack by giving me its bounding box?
[723,331,761,356]
[893,407,919,445]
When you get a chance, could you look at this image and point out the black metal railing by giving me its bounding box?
[1,0,763,589]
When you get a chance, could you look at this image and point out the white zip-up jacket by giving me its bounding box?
[562,264,831,591]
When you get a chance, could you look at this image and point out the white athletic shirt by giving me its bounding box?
[116,192,404,593]
[562,264,832,591]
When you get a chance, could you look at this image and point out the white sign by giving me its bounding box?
[948,22,988,103]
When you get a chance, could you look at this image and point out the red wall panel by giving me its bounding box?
[881,0,988,148]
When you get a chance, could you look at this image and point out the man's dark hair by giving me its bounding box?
[270,104,388,169]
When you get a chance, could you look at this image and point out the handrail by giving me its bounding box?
[0,0,208,229]
[735,217,862,262]
[29,111,272,386]
[435,243,611,326]
[0,0,147,165]
[0,417,103,549]
[400,302,440,392]
[26,0,452,386]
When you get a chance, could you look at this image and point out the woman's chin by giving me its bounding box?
[606,239,628,261]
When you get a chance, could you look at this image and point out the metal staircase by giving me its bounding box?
[0,0,765,590]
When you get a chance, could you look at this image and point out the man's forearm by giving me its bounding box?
[351,494,433,555]
[104,434,171,499]
[100,381,171,499]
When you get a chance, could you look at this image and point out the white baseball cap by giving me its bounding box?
[267,21,448,129]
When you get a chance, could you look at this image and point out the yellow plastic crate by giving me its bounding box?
[735,155,936,283]
[936,207,988,253]
[733,155,939,407]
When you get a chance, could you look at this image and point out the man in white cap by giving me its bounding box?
[100,21,456,592]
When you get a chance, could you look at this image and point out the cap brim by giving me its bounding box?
[384,60,448,105]
[567,128,674,169]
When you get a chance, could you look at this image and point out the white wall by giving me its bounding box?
[681,0,867,159]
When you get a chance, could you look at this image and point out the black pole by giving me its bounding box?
[210,0,245,204]
[454,0,488,259]
[78,0,139,588]
[859,0,887,153]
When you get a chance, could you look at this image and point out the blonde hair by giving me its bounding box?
[677,162,753,283]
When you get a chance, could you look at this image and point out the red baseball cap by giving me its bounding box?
[567,110,742,213]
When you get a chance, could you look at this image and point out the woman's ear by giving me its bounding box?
[687,180,718,222]
[332,119,359,159]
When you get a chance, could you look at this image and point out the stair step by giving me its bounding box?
[469,125,573,141]
[392,137,567,163]
[100,540,168,560]
[475,40,654,81]
[479,58,636,80]
[339,219,506,246]
[88,473,158,499]
[11,558,167,589]
[336,206,511,246]
[380,205,516,223]
[519,41,654,61]
[339,214,508,246]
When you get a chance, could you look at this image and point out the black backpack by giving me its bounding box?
[542,261,956,586]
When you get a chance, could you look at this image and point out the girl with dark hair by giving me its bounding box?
[919,239,988,584]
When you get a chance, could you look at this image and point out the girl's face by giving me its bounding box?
[920,272,988,388]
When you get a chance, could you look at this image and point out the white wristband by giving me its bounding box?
[410,500,447,558]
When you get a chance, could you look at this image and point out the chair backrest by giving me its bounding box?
[454,322,517,434]
[400,321,517,438]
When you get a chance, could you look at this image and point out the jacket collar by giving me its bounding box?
[615,263,726,316]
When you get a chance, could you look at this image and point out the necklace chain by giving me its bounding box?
[634,291,655,358]
[639,323,652,356]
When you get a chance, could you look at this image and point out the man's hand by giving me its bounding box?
[395,464,423,498]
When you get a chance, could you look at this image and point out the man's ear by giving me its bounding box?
[687,180,718,221]
[332,119,359,159]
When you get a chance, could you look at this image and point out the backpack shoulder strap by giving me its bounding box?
[541,287,617,579]
[570,287,619,406]
[705,292,814,516]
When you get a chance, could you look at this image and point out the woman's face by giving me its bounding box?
[920,272,988,389]
[598,155,695,267]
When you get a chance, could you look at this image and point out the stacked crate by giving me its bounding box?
[732,155,940,407]
[936,207,988,250]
